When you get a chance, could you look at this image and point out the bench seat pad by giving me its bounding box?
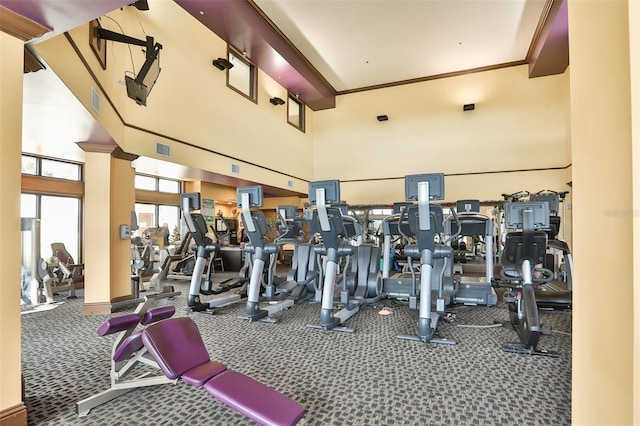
[204,370,305,426]
[182,361,227,387]
[141,317,211,380]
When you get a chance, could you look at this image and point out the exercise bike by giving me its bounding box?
[496,201,557,356]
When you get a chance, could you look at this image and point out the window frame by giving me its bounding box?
[22,154,82,181]
[287,94,305,132]
[226,46,258,103]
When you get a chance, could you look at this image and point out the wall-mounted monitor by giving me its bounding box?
[237,186,263,208]
[404,173,445,202]
[505,201,550,230]
[308,180,341,205]
[126,42,161,106]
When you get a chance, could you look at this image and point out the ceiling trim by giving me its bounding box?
[336,60,528,96]
[0,5,50,41]
[527,0,569,78]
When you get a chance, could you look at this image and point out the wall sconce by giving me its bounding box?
[376,115,389,122]
[269,97,285,105]
[212,58,233,70]
[463,103,475,111]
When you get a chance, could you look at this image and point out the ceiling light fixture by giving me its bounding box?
[463,103,475,111]
[212,58,233,70]
[269,97,285,105]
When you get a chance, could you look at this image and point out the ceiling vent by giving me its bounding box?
[90,87,100,114]
[231,164,240,174]
[155,142,171,157]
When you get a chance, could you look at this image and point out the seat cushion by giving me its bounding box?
[182,361,227,387]
[204,370,305,426]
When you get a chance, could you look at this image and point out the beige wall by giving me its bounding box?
[569,1,636,425]
[629,1,640,424]
[0,31,26,419]
[313,65,570,204]
[33,0,314,197]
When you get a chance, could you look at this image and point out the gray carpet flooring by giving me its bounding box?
[21,271,572,425]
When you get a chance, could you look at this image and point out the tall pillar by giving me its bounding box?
[628,1,640,424]
[0,31,27,426]
[78,144,136,315]
[568,1,635,424]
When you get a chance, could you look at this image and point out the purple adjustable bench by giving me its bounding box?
[141,317,306,426]
[77,300,179,417]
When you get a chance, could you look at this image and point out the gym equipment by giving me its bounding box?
[151,233,199,284]
[530,190,573,310]
[306,180,383,333]
[20,218,78,305]
[181,193,247,312]
[76,289,181,416]
[380,203,456,313]
[496,201,557,356]
[21,217,42,305]
[141,316,306,425]
[259,205,307,299]
[397,173,456,345]
[238,187,316,323]
[444,200,498,306]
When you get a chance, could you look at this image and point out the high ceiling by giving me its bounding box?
[255,0,550,91]
[1,0,568,195]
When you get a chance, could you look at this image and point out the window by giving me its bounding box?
[22,155,81,181]
[21,194,37,217]
[134,203,180,243]
[41,158,81,180]
[135,175,157,191]
[135,174,181,194]
[158,178,180,194]
[227,48,257,102]
[288,94,305,132]
[22,156,37,175]
[21,193,81,261]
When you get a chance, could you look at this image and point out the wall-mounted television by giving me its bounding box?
[126,42,161,106]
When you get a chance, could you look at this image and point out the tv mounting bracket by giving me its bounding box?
[97,27,162,60]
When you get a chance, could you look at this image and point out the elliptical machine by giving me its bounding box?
[397,173,455,345]
[181,193,246,312]
[496,201,556,356]
[306,180,382,333]
[238,186,315,323]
